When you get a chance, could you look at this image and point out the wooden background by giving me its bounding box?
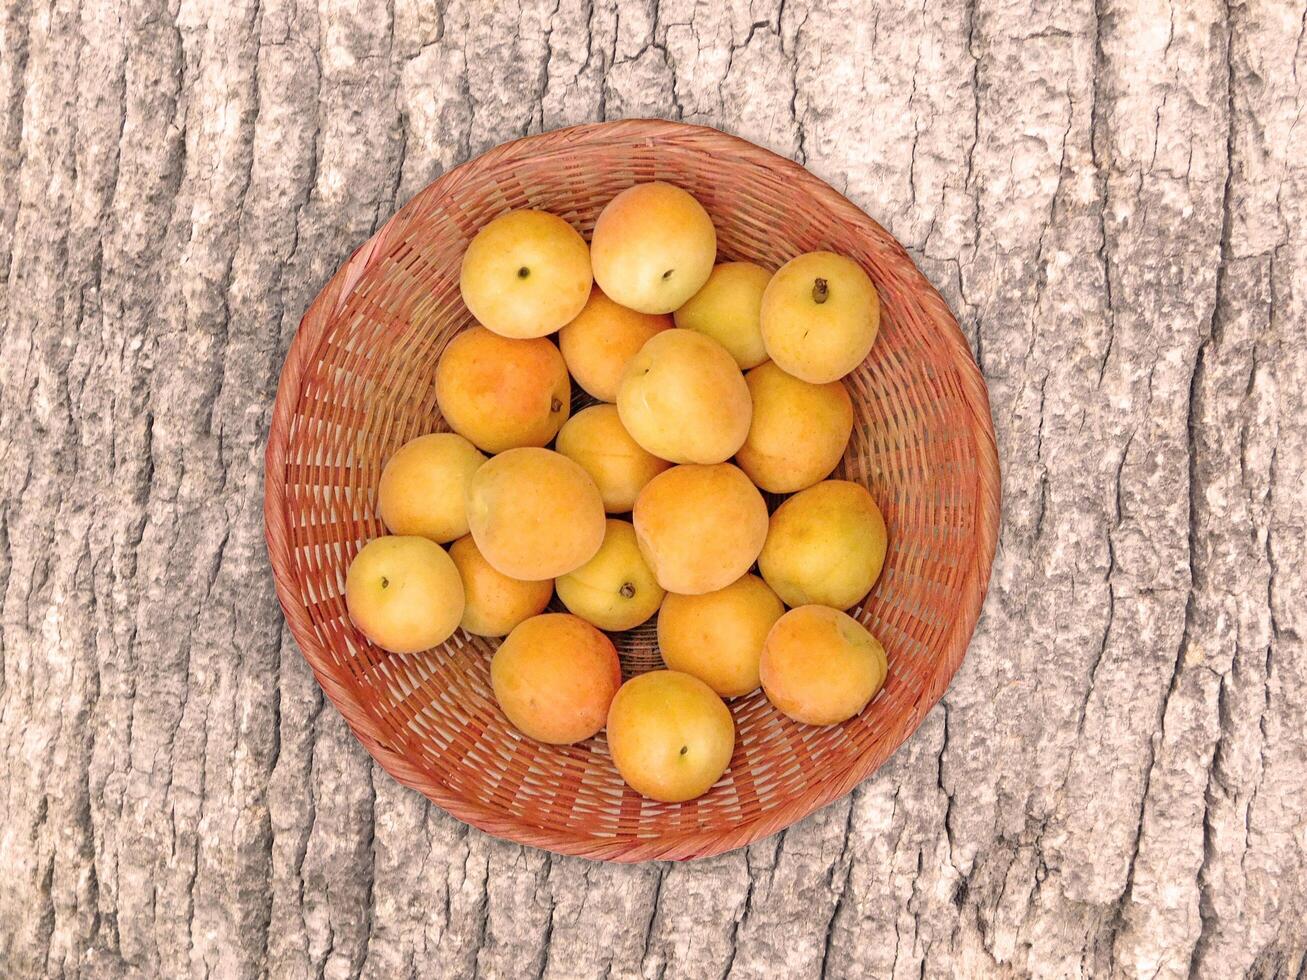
[1,0,1304,977]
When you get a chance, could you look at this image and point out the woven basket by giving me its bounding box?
[264,120,1000,862]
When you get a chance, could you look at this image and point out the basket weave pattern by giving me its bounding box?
[264,120,1000,861]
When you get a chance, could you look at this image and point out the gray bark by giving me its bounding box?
[0,0,1304,977]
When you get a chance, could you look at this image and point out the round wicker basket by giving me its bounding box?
[264,120,1000,862]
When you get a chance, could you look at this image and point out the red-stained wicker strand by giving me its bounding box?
[264,120,1001,862]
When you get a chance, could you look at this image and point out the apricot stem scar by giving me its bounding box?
[620,583,636,599]
[812,277,829,303]
[517,266,530,279]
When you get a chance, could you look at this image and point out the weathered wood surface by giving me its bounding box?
[1,0,1304,976]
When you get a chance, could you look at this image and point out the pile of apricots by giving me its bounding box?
[345,182,889,803]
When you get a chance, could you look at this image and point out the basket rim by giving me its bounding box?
[263,119,1001,862]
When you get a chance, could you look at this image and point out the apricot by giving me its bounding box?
[591,182,717,314]
[448,535,553,638]
[658,574,784,698]
[760,251,880,383]
[606,670,735,802]
[491,613,621,744]
[616,330,751,464]
[632,463,768,595]
[554,404,670,513]
[377,433,486,543]
[758,480,888,610]
[466,448,606,580]
[345,536,464,653]
[760,605,887,725]
[459,209,592,339]
[435,326,570,453]
[556,520,665,632]
[558,287,672,401]
[735,362,853,493]
[672,261,772,369]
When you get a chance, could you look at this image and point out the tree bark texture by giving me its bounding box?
[0,0,1304,977]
